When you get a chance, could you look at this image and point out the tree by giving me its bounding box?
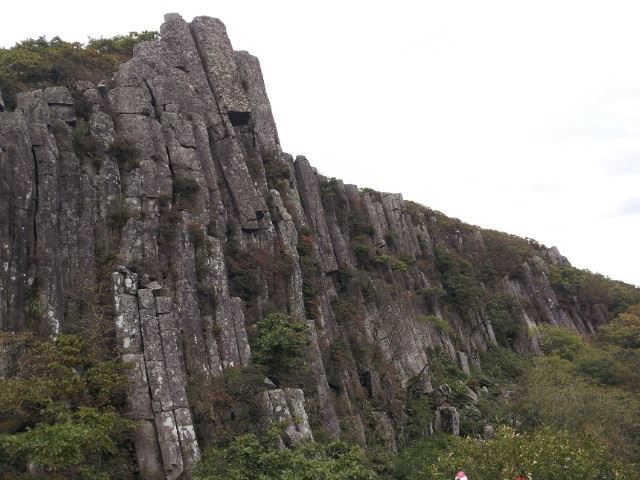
[194,429,383,480]
[252,313,310,383]
[422,427,635,480]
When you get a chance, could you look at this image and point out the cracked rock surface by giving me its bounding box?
[0,12,627,478]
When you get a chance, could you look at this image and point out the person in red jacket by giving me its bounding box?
[455,471,468,480]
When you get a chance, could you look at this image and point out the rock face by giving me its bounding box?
[0,12,632,477]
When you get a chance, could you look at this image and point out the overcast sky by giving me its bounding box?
[2,1,639,285]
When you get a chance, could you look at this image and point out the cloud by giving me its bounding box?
[617,197,640,216]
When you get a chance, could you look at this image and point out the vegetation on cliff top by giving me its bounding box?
[0,31,157,109]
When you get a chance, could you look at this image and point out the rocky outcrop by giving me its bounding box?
[0,12,634,477]
[113,267,199,479]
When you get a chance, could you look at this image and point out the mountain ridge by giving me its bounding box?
[1,12,639,479]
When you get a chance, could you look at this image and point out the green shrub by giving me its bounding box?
[264,160,291,191]
[434,246,482,306]
[109,136,140,172]
[421,427,635,480]
[0,331,134,478]
[0,33,156,110]
[417,315,457,339]
[536,324,585,360]
[352,235,376,268]
[376,254,408,272]
[599,307,640,350]
[194,430,385,480]
[516,356,640,461]
[319,177,346,215]
[477,346,529,383]
[252,312,310,383]
[486,291,526,347]
[106,207,132,231]
[87,31,158,56]
[173,175,200,208]
[226,240,262,301]
[72,120,101,169]
[549,265,640,313]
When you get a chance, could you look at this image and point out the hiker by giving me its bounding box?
[455,471,468,480]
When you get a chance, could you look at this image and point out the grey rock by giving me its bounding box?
[132,420,164,479]
[294,156,338,272]
[155,296,173,314]
[235,51,279,157]
[190,16,251,118]
[483,424,495,440]
[456,351,471,375]
[435,406,460,435]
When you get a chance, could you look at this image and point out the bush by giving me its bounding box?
[173,175,200,209]
[87,31,158,56]
[0,332,134,478]
[434,246,482,306]
[516,356,640,461]
[417,315,457,339]
[352,235,376,267]
[486,291,526,347]
[72,120,101,169]
[0,407,135,478]
[107,207,132,231]
[536,324,585,361]
[549,265,640,313]
[420,427,636,480]
[599,307,640,350]
[226,240,262,302]
[252,312,310,383]
[0,33,156,110]
[264,160,291,191]
[109,136,140,172]
[376,254,408,272]
[194,430,385,480]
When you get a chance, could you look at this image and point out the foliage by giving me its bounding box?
[476,346,529,384]
[0,407,135,479]
[264,160,291,192]
[226,239,263,302]
[0,331,134,478]
[319,177,347,215]
[420,427,635,480]
[486,291,526,347]
[252,313,310,383]
[376,254,408,272]
[480,230,543,283]
[194,429,385,480]
[599,306,640,349]
[417,315,457,339]
[549,265,640,313]
[109,136,141,172]
[72,120,101,169]
[516,317,640,461]
[86,31,158,56]
[434,246,482,306]
[0,32,155,110]
[107,207,132,231]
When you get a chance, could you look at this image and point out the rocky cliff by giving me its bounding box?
[0,13,635,479]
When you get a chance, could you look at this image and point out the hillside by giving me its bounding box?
[1,13,639,480]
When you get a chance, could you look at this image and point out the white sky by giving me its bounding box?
[3,1,639,285]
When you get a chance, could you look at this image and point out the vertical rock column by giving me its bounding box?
[113,267,200,479]
[0,111,35,331]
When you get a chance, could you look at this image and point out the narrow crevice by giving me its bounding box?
[205,128,243,222]
[142,78,160,119]
[30,146,39,255]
